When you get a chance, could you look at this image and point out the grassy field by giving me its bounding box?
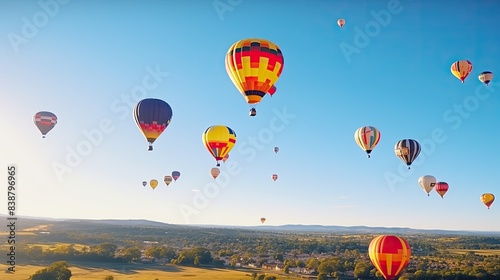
[446,249,500,256]
[0,262,301,280]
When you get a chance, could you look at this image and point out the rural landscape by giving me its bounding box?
[1,215,500,279]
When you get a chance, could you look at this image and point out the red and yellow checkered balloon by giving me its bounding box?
[369,235,411,280]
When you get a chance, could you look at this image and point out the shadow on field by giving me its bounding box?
[67,261,184,275]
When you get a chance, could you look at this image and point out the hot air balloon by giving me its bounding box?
[354,126,381,158]
[268,85,277,96]
[480,193,495,209]
[222,154,229,163]
[210,167,220,179]
[150,179,158,190]
[34,111,57,138]
[435,182,449,198]
[478,71,493,86]
[451,60,472,83]
[394,139,421,169]
[202,125,237,166]
[369,235,411,280]
[274,147,279,153]
[142,181,147,187]
[164,175,173,186]
[260,217,266,224]
[172,171,181,181]
[225,38,284,117]
[133,98,173,151]
[418,175,436,196]
[272,174,278,181]
[337,18,345,27]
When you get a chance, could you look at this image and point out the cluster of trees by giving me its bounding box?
[29,261,71,280]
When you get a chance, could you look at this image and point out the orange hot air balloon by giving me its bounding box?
[480,193,495,209]
[210,167,220,179]
[435,182,449,198]
[369,235,411,280]
[222,154,229,163]
[450,60,472,83]
[337,18,345,27]
[272,174,278,181]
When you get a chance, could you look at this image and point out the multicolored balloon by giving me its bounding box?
[369,235,411,280]
[337,18,345,27]
[480,193,495,209]
[133,98,173,151]
[210,167,220,179]
[451,60,472,83]
[34,111,57,138]
[418,175,436,196]
[394,139,421,169]
[202,125,237,166]
[435,182,449,199]
[164,175,173,186]
[354,126,381,158]
[272,174,278,181]
[478,71,493,86]
[172,171,181,181]
[150,179,158,190]
[225,38,284,117]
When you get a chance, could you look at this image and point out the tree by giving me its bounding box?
[317,273,327,280]
[104,276,114,280]
[284,264,290,274]
[264,276,277,280]
[353,261,371,279]
[121,247,141,262]
[29,261,72,280]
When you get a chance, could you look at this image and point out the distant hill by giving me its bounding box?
[2,213,499,236]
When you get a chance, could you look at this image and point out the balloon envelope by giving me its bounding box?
[222,154,229,163]
[172,171,181,181]
[272,174,278,181]
[260,217,266,223]
[150,179,158,190]
[451,60,472,83]
[418,175,436,196]
[369,235,411,280]
[394,139,421,169]
[164,175,173,186]
[142,181,147,187]
[34,111,57,138]
[133,98,173,151]
[268,85,277,96]
[202,125,237,166]
[210,167,220,179]
[337,18,345,27]
[274,147,279,153]
[225,38,284,115]
[354,126,381,158]
[435,182,449,198]
[478,71,493,86]
[480,193,495,209]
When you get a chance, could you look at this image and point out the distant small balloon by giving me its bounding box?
[272,174,278,181]
[478,71,493,86]
[337,18,345,27]
[150,179,158,190]
[172,171,181,181]
[261,217,266,224]
[142,181,147,187]
[210,167,220,179]
[274,147,279,153]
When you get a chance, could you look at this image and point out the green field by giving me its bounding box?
[446,249,500,256]
[0,262,299,280]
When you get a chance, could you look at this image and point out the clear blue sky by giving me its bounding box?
[1,0,499,231]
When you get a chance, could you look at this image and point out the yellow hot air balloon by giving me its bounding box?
[225,38,284,116]
[478,71,493,86]
[210,167,220,179]
[202,125,237,166]
[450,60,472,83]
[150,179,158,190]
[480,193,495,209]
